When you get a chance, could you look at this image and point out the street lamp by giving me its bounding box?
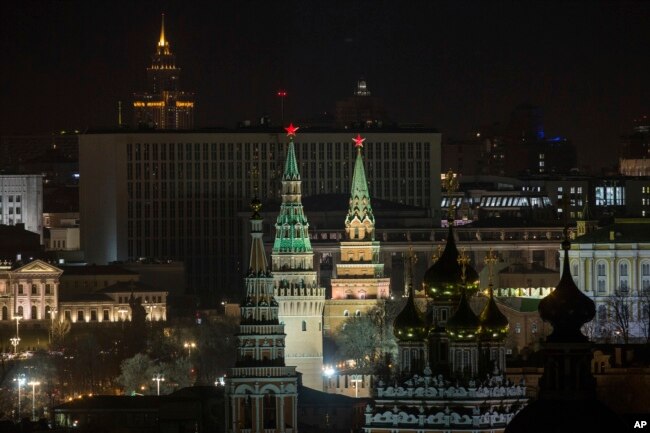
[13,374,26,420]
[350,374,362,398]
[183,341,196,357]
[27,381,40,420]
[49,308,58,344]
[10,337,21,355]
[152,374,164,396]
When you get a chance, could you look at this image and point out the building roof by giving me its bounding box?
[60,265,138,276]
[59,293,114,303]
[298,384,369,407]
[54,395,162,411]
[497,297,542,313]
[98,281,165,294]
[500,262,558,274]
[574,219,650,244]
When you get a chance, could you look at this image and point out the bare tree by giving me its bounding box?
[639,288,650,344]
[52,318,71,346]
[608,289,632,344]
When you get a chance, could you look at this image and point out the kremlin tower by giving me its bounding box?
[324,134,391,335]
[271,124,326,391]
[225,198,298,433]
[133,14,195,129]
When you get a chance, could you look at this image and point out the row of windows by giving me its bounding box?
[1,304,53,320]
[0,195,22,203]
[16,283,54,295]
[127,142,432,163]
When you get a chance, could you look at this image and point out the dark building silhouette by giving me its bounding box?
[133,14,195,130]
[334,80,389,128]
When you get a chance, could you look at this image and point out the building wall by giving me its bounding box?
[0,175,43,242]
[79,131,441,304]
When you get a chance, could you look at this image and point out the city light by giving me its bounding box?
[13,375,26,420]
[184,341,196,357]
[152,374,164,396]
[27,381,40,421]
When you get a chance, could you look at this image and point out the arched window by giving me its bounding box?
[619,262,629,293]
[596,262,607,294]
[263,392,277,429]
[17,306,23,317]
[302,320,306,332]
[31,305,38,320]
[343,310,349,317]
[642,262,650,293]
[355,310,361,317]
[2,306,7,321]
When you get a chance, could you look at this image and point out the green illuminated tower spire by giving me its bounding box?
[345,134,375,240]
[271,124,325,391]
[272,123,313,253]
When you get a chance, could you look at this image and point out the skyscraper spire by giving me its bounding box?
[157,13,170,54]
[345,134,375,240]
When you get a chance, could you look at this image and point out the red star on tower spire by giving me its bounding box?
[285,123,299,137]
[352,134,366,149]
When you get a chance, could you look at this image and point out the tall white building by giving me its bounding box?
[79,129,441,305]
[0,175,43,242]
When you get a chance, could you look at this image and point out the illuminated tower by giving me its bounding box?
[133,14,195,129]
[325,134,390,335]
[225,198,298,433]
[272,124,325,391]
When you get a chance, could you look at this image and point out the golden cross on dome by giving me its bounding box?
[352,134,366,149]
[442,169,459,194]
[484,249,498,285]
[431,244,443,264]
[457,248,470,283]
[285,123,299,137]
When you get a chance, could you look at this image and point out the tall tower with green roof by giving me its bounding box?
[325,134,391,336]
[271,124,325,391]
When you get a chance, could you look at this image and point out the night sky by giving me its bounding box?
[2,1,649,170]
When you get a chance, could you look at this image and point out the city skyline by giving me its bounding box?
[2,1,649,171]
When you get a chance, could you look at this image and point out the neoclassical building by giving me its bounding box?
[0,259,61,321]
[271,125,326,390]
[568,218,650,340]
[225,199,298,433]
[324,135,390,336]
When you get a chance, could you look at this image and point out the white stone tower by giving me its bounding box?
[271,124,325,390]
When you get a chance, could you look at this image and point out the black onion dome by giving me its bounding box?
[423,225,479,301]
[478,284,509,341]
[393,291,427,341]
[446,288,480,340]
[539,239,595,343]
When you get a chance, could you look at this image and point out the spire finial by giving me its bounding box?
[159,13,166,47]
[457,248,469,284]
[484,249,498,286]
[285,123,299,138]
[443,169,459,222]
[352,134,366,150]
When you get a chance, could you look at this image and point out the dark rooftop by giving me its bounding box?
[60,265,138,276]
[98,281,166,294]
[574,219,650,244]
[59,293,113,303]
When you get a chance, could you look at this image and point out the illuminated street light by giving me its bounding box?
[13,374,26,420]
[152,374,164,396]
[183,341,196,357]
[350,374,362,398]
[10,337,20,355]
[27,381,40,420]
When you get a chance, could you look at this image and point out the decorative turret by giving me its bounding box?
[445,251,479,341]
[478,250,509,341]
[539,230,595,343]
[345,134,375,241]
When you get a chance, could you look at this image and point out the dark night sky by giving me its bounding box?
[1,1,649,170]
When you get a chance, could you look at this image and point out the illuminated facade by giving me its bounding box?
[0,259,61,321]
[324,135,390,336]
[133,14,194,130]
[0,175,43,242]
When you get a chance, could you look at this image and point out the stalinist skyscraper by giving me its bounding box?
[133,14,195,129]
[272,124,325,390]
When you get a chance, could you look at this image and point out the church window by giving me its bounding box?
[355,310,361,317]
[343,310,349,317]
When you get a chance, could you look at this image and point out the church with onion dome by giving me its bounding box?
[363,207,526,433]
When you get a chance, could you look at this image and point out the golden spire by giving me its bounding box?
[157,13,170,54]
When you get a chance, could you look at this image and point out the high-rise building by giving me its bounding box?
[133,14,195,130]
[0,175,44,242]
[79,128,441,306]
[324,134,390,336]
[270,125,325,390]
[225,198,298,433]
[335,80,389,128]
